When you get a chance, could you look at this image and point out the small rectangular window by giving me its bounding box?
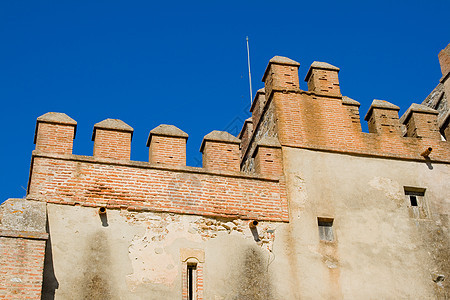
[404,187,428,219]
[318,217,334,241]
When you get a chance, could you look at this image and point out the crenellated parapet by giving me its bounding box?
[240,55,450,170]
[28,114,288,222]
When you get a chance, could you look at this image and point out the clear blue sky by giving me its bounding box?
[1,1,449,202]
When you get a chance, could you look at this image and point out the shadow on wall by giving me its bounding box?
[41,218,59,300]
[235,246,273,300]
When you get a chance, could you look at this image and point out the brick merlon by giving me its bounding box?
[342,96,361,106]
[92,118,134,140]
[262,56,300,81]
[34,112,77,144]
[238,118,253,139]
[253,136,282,159]
[364,99,400,121]
[250,88,266,113]
[200,130,241,153]
[399,103,439,124]
[146,124,188,146]
[304,61,340,82]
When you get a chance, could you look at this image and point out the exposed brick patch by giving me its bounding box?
[0,237,46,299]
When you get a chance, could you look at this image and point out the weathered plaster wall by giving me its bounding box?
[281,147,449,298]
[42,204,286,299]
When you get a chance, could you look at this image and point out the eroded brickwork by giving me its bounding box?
[0,237,46,299]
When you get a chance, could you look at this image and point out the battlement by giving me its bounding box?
[27,53,450,223]
[28,112,288,222]
[241,55,450,172]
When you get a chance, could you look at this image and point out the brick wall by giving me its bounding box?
[93,129,132,160]
[0,237,46,299]
[149,135,186,166]
[272,92,450,162]
[438,44,450,76]
[254,145,283,177]
[366,108,402,135]
[403,112,440,139]
[238,118,253,160]
[202,142,240,172]
[240,57,450,168]
[28,152,288,222]
[35,123,75,155]
[306,69,341,97]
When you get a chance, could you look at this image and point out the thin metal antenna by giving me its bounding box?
[246,36,253,104]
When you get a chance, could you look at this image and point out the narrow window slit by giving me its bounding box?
[187,264,197,300]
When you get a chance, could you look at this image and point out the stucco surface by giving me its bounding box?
[43,204,282,299]
[280,147,449,298]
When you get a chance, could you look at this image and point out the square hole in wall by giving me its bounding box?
[318,217,334,242]
[404,187,428,219]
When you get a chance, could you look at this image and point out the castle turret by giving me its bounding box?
[400,104,440,139]
[200,131,240,172]
[364,100,401,135]
[262,56,300,98]
[34,112,77,155]
[305,61,341,97]
[92,119,133,160]
[253,136,283,176]
[147,124,188,166]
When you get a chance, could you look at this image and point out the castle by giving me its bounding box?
[1,44,449,299]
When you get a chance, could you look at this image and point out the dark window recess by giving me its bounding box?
[187,264,196,300]
[404,188,428,219]
[318,218,334,241]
